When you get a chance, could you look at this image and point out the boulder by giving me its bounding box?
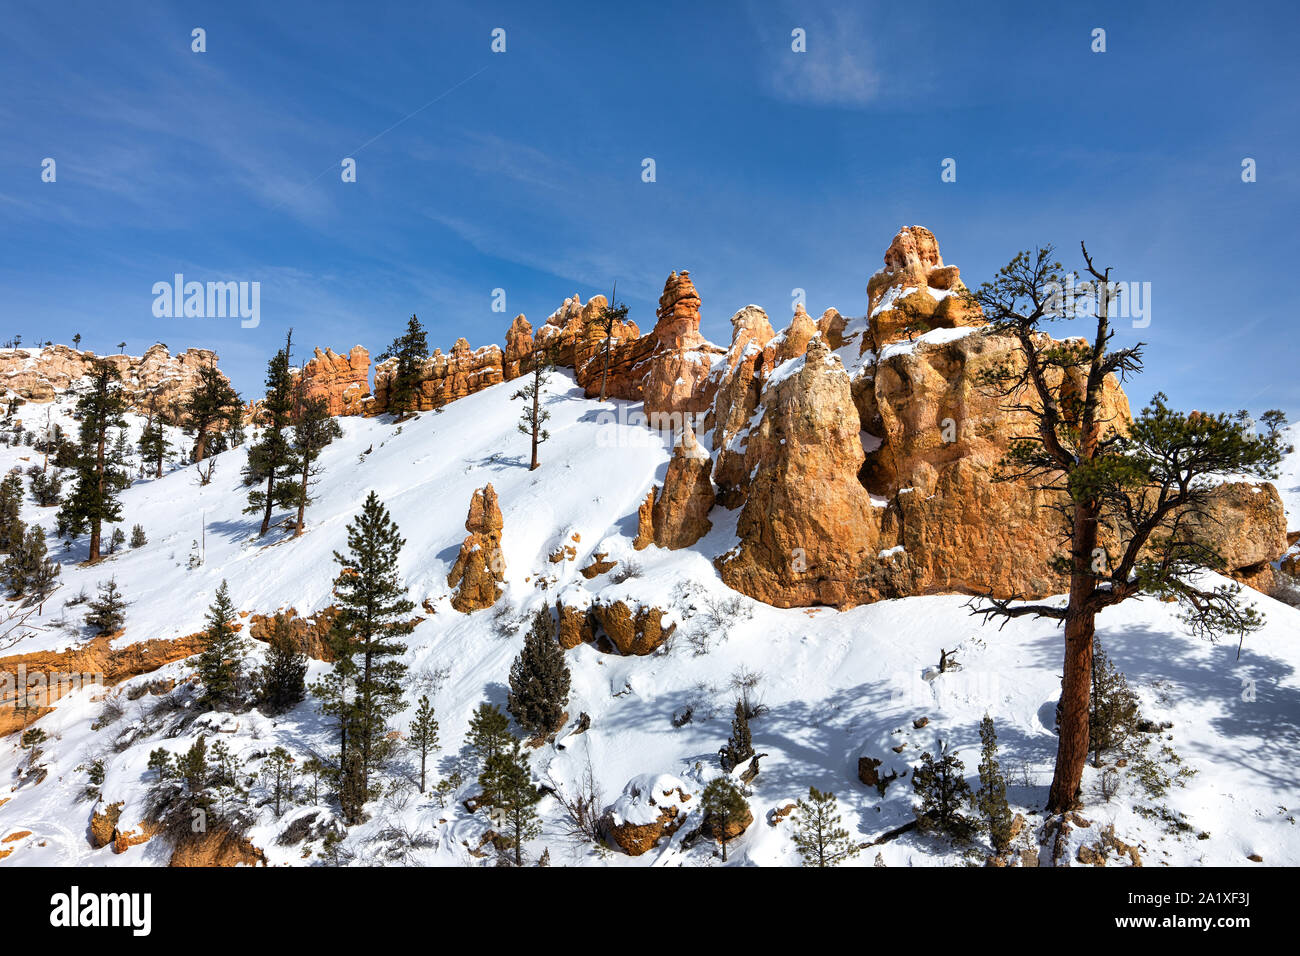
[589,600,675,655]
[602,774,694,856]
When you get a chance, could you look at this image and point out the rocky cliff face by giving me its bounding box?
[0,344,228,423]
[369,338,505,415]
[296,346,371,416]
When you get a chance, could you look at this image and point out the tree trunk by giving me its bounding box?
[295,460,307,536]
[599,334,612,403]
[88,426,106,562]
[1047,499,1100,812]
[530,374,541,471]
[260,468,274,536]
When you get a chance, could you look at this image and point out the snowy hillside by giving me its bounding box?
[1,370,1299,867]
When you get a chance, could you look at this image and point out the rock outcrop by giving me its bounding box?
[295,346,370,415]
[865,225,982,349]
[637,424,715,550]
[717,337,889,608]
[447,484,506,612]
[0,344,229,423]
[602,774,694,856]
[502,314,535,380]
[369,338,505,415]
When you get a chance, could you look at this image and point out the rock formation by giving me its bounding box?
[602,774,694,856]
[295,346,370,415]
[502,314,535,380]
[447,484,506,612]
[865,225,982,349]
[0,343,229,423]
[369,338,504,415]
[717,337,889,608]
[636,423,715,550]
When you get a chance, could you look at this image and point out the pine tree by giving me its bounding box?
[967,243,1291,811]
[0,472,24,554]
[329,492,415,789]
[244,332,300,536]
[183,362,241,462]
[177,736,209,797]
[129,524,147,548]
[1,522,31,596]
[108,429,132,491]
[481,737,541,866]
[261,746,296,817]
[409,695,440,793]
[700,776,749,861]
[506,609,571,738]
[310,646,358,785]
[137,398,172,479]
[85,577,126,635]
[108,526,125,553]
[30,468,63,507]
[1090,637,1139,766]
[4,524,59,601]
[975,715,1014,853]
[719,699,755,772]
[195,580,247,710]
[912,739,975,841]
[289,392,342,535]
[58,361,128,561]
[255,612,308,714]
[511,348,552,470]
[583,287,630,403]
[467,701,513,773]
[377,315,429,419]
[338,748,366,825]
[793,786,860,867]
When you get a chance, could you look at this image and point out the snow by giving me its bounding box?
[1,370,1299,868]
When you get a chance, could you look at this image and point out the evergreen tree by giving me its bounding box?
[129,524,147,548]
[338,748,366,825]
[700,776,749,861]
[137,399,172,479]
[377,314,429,419]
[107,429,132,491]
[30,468,63,506]
[467,701,513,772]
[409,695,440,793]
[329,492,415,789]
[583,286,630,403]
[310,646,358,788]
[511,347,552,470]
[912,739,975,841]
[975,715,1014,853]
[183,362,241,462]
[244,332,299,536]
[506,609,571,738]
[108,526,126,553]
[58,361,128,560]
[289,392,342,535]
[261,746,296,817]
[719,699,755,772]
[255,612,308,714]
[481,737,541,866]
[0,472,23,554]
[793,786,859,867]
[967,243,1291,811]
[177,736,209,797]
[195,580,247,710]
[85,577,126,635]
[1090,638,1139,766]
[4,524,59,601]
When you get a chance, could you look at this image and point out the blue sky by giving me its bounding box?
[1,0,1297,417]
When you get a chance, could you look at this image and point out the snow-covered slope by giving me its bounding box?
[1,372,1298,867]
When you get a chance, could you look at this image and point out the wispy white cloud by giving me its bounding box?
[752,5,883,108]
